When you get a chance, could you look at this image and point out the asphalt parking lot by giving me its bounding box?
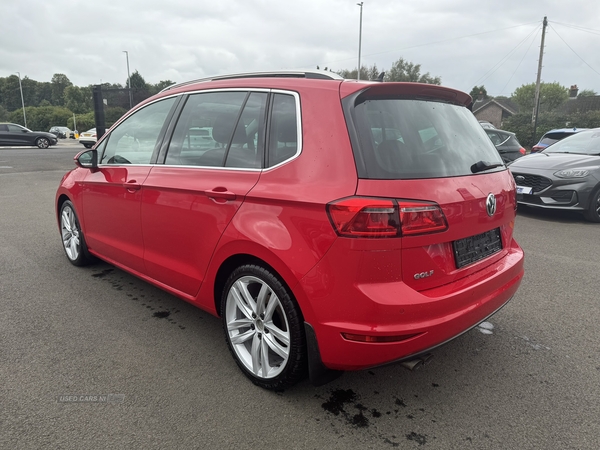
[1,142,599,449]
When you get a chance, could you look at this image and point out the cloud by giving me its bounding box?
[2,0,600,98]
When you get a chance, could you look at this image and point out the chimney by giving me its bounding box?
[569,85,578,99]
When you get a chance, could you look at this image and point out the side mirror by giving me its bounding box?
[74,149,98,170]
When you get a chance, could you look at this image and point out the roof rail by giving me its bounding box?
[160,70,343,92]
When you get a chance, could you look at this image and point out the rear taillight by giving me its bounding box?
[326,197,447,238]
[399,201,448,235]
[531,146,542,153]
[519,147,526,155]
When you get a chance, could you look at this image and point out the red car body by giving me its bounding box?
[56,72,524,387]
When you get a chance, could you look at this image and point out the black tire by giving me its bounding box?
[583,186,600,223]
[221,264,307,390]
[36,137,50,149]
[59,200,94,266]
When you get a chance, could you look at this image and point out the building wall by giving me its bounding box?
[474,104,503,128]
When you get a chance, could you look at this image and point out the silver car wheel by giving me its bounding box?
[36,137,50,149]
[61,205,81,261]
[225,275,291,379]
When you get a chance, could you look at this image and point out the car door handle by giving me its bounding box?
[123,180,141,192]
[204,187,236,201]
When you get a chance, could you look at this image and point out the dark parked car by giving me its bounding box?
[531,127,588,153]
[0,123,58,148]
[56,71,524,390]
[49,126,74,139]
[510,128,600,222]
[484,128,526,163]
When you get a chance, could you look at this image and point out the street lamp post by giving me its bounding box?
[123,51,133,109]
[15,72,27,128]
[357,2,364,80]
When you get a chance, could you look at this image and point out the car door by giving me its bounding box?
[81,97,178,273]
[3,124,32,146]
[0,124,9,145]
[141,91,267,296]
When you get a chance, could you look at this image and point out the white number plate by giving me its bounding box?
[516,186,533,195]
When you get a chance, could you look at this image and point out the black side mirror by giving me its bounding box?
[74,149,98,170]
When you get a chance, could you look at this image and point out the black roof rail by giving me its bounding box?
[160,70,343,93]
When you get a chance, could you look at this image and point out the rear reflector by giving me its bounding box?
[342,332,420,343]
[327,197,447,238]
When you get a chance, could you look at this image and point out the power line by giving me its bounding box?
[498,27,540,96]
[549,24,600,78]
[305,21,540,70]
[551,21,600,37]
[471,23,540,89]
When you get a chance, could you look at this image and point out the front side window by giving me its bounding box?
[7,124,27,132]
[165,91,267,169]
[100,97,176,165]
[354,98,503,179]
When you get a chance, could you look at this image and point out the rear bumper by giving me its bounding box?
[299,239,524,371]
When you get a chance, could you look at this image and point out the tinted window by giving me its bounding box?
[544,130,600,155]
[165,91,267,168]
[267,94,299,167]
[7,124,26,132]
[354,99,503,179]
[100,97,176,165]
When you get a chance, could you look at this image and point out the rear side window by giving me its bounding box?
[165,91,267,168]
[267,94,299,167]
[353,99,503,179]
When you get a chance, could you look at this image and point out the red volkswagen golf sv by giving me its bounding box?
[56,71,524,390]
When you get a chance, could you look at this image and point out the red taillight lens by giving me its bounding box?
[531,146,542,153]
[399,201,448,235]
[327,198,399,237]
[519,147,526,155]
[327,197,447,238]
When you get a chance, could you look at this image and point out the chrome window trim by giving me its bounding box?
[157,88,302,171]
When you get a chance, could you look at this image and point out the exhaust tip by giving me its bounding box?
[400,353,433,371]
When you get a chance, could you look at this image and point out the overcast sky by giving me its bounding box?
[2,0,600,97]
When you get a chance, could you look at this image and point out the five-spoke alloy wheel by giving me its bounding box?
[60,201,92,266]
[222,265,306,390]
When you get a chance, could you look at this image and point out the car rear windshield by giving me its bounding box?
[352,98,503,179]
[539,132,575,146]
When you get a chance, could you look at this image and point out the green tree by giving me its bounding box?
[0,104,8,121]
[385,58,441,84]
[129,70,148,90]
[470,85,488,101]
[51,74,73,106]
[149,80,176,95]
[0,75,24,111]
[8,105,73,131]
[578,89,597,97]
[511,82,568,113]
[64,85,93,114]
[337,64,380,81]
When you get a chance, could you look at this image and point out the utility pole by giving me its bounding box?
[532,16,548,145]
[15,72,27,128]
[123,51,133,109]
[357,2,363,80]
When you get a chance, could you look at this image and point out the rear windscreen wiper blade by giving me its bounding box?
[471,161,504,173]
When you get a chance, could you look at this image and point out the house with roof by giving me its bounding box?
[472,97,519,129]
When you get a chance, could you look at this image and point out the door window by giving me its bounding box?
[165,91,267,168]
[100,97,176,165]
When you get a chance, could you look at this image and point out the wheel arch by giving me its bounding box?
[212,253,300,320]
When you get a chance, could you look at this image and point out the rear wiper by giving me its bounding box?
[471,161,504,173]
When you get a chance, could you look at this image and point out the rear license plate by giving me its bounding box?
[516,185,533,194]
[453,228,502,269]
